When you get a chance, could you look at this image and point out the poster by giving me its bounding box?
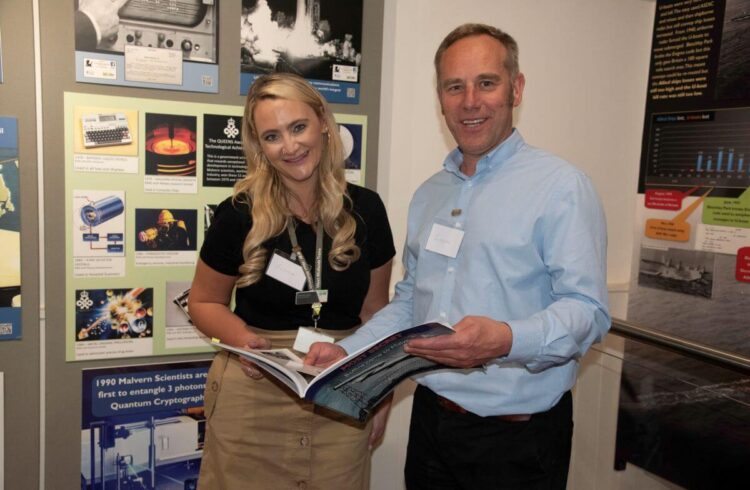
[74,0,219,93]
[0,117,20,340]
[81,361,210,489]
[240,0,364,103]
[65,92,369,360]
[335,114,367,186]
[65,92,241,360]
[617,0,750,486]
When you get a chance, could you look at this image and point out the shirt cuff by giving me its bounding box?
[503,318,543,364]
[336,334,364,354]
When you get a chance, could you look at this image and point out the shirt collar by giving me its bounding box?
[443,129,525,180]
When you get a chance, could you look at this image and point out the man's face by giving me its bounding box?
[437,35,525,169]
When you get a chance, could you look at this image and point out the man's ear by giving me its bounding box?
[512,73,526,107]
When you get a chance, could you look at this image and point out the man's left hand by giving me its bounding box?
[404,316,512,368]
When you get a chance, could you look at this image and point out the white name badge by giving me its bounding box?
[293,327,335,354]
[266,251,307,290]
[425,223,465,258]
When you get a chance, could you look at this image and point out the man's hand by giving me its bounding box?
[404,316,512,368]
[79,0,130,41]
[238,333,272,380]
[304,342,348,368]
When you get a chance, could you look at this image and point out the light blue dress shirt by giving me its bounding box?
[339,130,610,417]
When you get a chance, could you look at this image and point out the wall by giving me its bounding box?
[369,1,680,489]
[0,0,41,489]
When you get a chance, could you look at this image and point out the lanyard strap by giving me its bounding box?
[287,219,324,326]
[286,219,323,292]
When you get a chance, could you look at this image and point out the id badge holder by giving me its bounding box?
[425,221,465,258]
[266,249,307,291]
[293,327,334,354]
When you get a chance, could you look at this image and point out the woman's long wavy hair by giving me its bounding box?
[234,73,360,287]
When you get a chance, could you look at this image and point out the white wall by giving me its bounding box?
[370,1,674,489]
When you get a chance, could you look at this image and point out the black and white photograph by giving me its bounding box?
[716,0,750,102]
[203,204,217,234]
[240,0,364,103]
[637,246,715,298]
[74,0,219,92]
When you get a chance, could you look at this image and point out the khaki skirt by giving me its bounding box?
[198,327,372,490]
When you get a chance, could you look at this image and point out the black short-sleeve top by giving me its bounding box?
[200,184,396,331]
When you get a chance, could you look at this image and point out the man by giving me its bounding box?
[308,23,610,489]
[75,0,130,51]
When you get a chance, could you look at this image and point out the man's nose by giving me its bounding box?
[463,85,479,109]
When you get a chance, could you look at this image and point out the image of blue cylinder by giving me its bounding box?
[80,196,124,226]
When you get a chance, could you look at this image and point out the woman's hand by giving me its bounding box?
[238,333,272,380]
[369,393,393,450]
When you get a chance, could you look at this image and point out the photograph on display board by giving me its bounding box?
[240,0,364,103]
[135,208,197,252]
[637,246,715,298]
[203,204,217,234]
[338,121,363,185]
[72,191,126,255]
[75,287,153,342]
[716,0,750,101]
[74,0,219,92]
[165,280,211,349]
[73,105,139,174]
[81,361,210,489]
[145,114,197,177]
[202,114,246,188]
[618,0,750,486]
[0,117,21,340]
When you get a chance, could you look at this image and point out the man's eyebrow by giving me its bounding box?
[476,73,501,81]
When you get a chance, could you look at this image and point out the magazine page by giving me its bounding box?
[305,322,453,421]
[210,341,312,395]
[252,348,323,377]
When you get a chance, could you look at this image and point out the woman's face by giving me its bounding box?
[253,97,326,193]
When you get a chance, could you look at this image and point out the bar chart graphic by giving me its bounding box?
[645,108,750,193]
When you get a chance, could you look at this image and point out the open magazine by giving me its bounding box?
[211,322,453,421]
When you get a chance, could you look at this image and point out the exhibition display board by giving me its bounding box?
[617,0,750,487]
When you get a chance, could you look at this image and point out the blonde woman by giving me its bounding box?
[189,73,395,489]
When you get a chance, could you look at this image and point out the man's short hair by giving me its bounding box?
[434,23,520,81]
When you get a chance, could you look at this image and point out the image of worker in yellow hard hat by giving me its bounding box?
[135,208,196,251]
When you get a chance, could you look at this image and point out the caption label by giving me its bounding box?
[702,188,750,228]
[645,189,712,241]
[90,367,208,418]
